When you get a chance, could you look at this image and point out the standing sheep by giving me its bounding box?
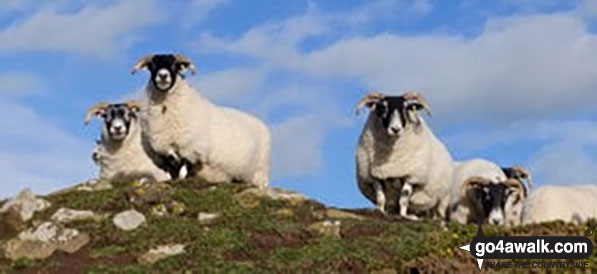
[131,54,271,188]
[85,101,169,182]
[355,91,453,220]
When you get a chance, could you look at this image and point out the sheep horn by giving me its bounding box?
[461,176,492,196]
[356,92,386,115]
[175,54,196,75]
[403,91,432,117]
[84,102,110,125]
[125,100,142,112]
[131,54,154,74]
[504,178,526,202]
[511,165,533,191]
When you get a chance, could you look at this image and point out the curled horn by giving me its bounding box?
[84,102,109,125]
[131,54,154,74]
[356,92,386,115]
[504,178,526,202]
[461,176,492,196]
[124,100,142,112]
[510,165,533,191]
[402,91,432,117]
[175,54,196,75]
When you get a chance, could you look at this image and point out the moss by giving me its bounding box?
[89,246,127,259]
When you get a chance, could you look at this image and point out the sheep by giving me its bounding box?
[448,159,529,226]
[501,165,533,226]
[355,91,454,220]
[85,101,169,182]
[522,185,597,225]
[131,54,271,188]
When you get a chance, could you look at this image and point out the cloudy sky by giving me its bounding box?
[1,0,597,208]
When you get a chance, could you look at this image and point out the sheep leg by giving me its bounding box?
[163,154,183,179]
[373,181,386,214]
[399,182,419,221]
[180,158,199,178]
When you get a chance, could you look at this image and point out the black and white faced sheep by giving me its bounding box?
[501,166,533,226]
[85,101,169,182]
[355,91,454,221]
[449,159,529,226]
[131,54,271,188]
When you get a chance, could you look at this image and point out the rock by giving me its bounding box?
[138,244,185,264]
[4,238,57,260]
[51,208,97,224]
[0,207,26,241]
[308,220,342,238]
[234,187,307,208]
[113,209,146,231]
[19,222,58,242]
[326,209,366,221]
[5,222,90,260]
[0,188,51,221]
[76,179,113,192]
[197,212,220,225]
[273,208,294,218]
[57,230,90,253]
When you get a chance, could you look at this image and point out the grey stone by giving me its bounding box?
[113,209,146,231]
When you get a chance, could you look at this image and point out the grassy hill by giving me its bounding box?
[0,178,595,273]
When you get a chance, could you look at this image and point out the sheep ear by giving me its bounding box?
[356,92,385,115]
[175,54,196,75]
[125,100,142,112]
[131,55,153,74]
[84,102,109,125]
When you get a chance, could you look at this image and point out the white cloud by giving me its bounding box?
[0,72,44,97]
[200,6,597,124]
[0,101,95,198]
[192,68,267,105]
[530,141,597,185]
[0,0,162,57]
[300,13,597,123]
[181,0,230,28]
[445,119,597,186]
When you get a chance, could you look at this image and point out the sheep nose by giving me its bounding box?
[158,71,169,79]
[490,218,501,225]
[113,125,123,132]
[390,127,400,134]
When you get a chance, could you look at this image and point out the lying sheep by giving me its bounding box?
[522,185,597,225]
[449,159,527,226]
[85,101,169,182]
[355,91,453,220]
[132,54,271,188]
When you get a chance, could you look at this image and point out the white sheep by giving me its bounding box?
[85,101,169,182]
[501,165,533,227]
[522,185,597,225]
[355,91,453,220]
[131,54,271,188]
[449,159,507,225]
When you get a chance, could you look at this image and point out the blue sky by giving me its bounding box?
[2,0,597,208]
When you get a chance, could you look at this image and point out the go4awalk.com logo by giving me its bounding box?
[459,225,593,271]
